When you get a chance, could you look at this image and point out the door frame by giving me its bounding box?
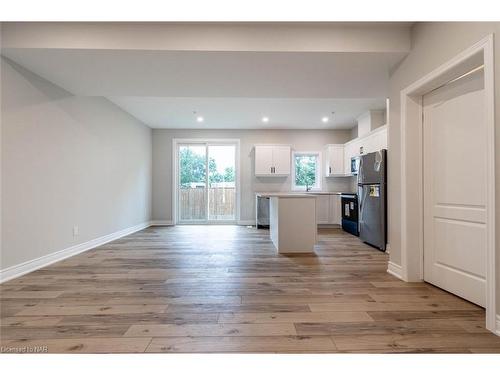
[172,138,241,225]
[399,34,496,333]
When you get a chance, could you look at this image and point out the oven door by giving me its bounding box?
[341,196,358,222]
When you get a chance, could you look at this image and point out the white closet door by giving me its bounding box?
[423,68,486,307]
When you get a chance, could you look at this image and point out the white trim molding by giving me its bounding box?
[0,221,150,283]
[496,315,500,336]
[399,34,496,333]
[237,220,255,226]
[150,220,174,226]
[387,261,403,280]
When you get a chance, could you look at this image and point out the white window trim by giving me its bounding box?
[291,151,322,191]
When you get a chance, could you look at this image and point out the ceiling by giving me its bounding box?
[2,49,401,98]
[107,97,386,129]
[1,23,410,129]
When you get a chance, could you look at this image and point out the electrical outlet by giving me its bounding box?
[73,225,79,237]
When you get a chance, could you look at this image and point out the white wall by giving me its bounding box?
[388,22,500,310]
[1,57,152,270]
[153,129,354,222]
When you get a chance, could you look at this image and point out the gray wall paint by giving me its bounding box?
[153,129,354,222]
[387,22,500,310]
[1,57,152,270]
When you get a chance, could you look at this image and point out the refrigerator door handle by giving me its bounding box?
[359,186,368,224]
[358,189,363,224]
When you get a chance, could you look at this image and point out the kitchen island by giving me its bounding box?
[256,193,317,253]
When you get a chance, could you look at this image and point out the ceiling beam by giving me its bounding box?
[1,22,411,53]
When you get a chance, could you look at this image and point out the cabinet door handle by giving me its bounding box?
[329,166,332,174]
[272,167,275,174]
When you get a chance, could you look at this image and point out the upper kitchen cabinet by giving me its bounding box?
[362,125,388,151]
[325,144,345,177]
[343,125,388,175]
[363,126,388,154]
[254,145,291,176]
[329,109,388,176]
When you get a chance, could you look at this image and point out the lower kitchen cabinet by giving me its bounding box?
[315,194,341,225]
[329,194,341,225]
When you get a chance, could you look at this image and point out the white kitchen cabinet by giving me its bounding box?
[343,125,388,175]
[254,145,291,176]
[362,134,375,154]
[343,142,354,175]
[362,126,388,154]
[374,126,388,150]
[272,146,292,175]
[329,195,342,225]
[255,146,273,175]
[325,144,345,176]
[315,195,331,224]
[344,140,360,175]
[315,194,342,225]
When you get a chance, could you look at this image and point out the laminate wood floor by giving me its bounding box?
[1,226,499,353]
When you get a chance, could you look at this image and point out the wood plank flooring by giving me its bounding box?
[1,226,499,353]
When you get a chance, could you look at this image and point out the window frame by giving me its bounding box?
[291,151,322,191]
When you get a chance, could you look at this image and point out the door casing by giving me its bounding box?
[398,35,496,333]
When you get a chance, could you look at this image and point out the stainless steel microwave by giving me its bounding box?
[351,156,360,175]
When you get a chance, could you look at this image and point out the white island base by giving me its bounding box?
[269,195,317,254]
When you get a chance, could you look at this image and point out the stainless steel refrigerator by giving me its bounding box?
[358,150,387,251]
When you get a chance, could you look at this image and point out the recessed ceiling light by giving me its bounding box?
[196,116,204,123]
[322,117,329,123]
[262,116,269,123]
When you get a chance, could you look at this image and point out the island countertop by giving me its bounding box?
[255,192,315,198]
[255,191,349,198]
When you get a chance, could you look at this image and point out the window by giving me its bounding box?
[292,152,321,191]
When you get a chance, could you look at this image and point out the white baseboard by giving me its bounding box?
[238,220,255,226]
[0,221,151,283]
[496,315,500,336]
[387,261,403,280]
[150,220,174,226]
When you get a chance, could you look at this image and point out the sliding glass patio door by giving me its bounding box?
[177,141,237,224]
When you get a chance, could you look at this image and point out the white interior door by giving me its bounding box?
[423,68,487,307]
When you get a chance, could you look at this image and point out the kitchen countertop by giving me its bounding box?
[255,192,315,198]
[256,191,351,198]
